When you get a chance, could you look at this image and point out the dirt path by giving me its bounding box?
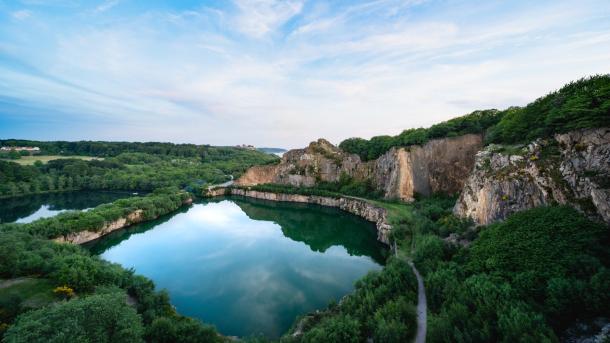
[394,239,427,343]
[408,261,427,343]
[0,277,33,289]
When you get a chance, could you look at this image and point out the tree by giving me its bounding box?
[4,291,144,343]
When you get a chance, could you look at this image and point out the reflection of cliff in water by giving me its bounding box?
[84,206,190,254]
[229,196,387,265]
[0,191,136,223]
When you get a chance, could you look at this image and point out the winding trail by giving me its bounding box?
[394,240,427,343]
[408,261,427,343]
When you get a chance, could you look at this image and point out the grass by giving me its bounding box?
[0,278,56,310]
[0,155,102,165]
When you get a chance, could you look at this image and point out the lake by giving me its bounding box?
[86,196,387,338]
[0,190,136,224]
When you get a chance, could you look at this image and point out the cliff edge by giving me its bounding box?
[236,135,483,201]
[454,127,610,225]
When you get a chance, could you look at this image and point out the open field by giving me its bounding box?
[0,155,102,165]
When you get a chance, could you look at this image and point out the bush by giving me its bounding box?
[4,291,143,343]
[425,206,609,341]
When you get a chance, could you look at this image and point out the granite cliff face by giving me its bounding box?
[373,134,483,200]
[454,128,610,225]
[54,210,145,244]
[236,139,365,187]
[237,134,483,201]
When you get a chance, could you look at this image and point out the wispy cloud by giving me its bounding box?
[11,10,32,20]
[1,0,609,146]
[232,0,304,38]
[94,0,120,14]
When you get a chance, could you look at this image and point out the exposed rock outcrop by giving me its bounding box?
[205,187,392,244]
[236,139,366,187]
[454,128,610,225]
[54,210,145,244]
[236,134,483,201]
[373,134,483,200]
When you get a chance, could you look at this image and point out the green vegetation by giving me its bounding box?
[236,173,383,199]
[340,75,610,160]
[340,109,503,160]
[487,75,610,144]
[1,189,191,239]
[0,155,101,165]
[0,146,277,198]
[0,141,277,341]
[417,206,608,342]
[1,75,608,341]
[0,229,224,342]
[4,290,143,343]
[0,150,30,160]
[292,192,609,342]
[0,278,56,336]
[0,140,252,158]
[282,258,418,343]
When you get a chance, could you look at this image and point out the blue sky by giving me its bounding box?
[1,0,609,148]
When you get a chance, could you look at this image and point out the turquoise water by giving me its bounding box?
[87,196,386,338]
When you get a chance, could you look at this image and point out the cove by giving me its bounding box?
[86,196,387,338]
[0,190,135,224]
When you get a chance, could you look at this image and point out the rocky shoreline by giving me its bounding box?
[54,197,193,245]
[205,187,392,245]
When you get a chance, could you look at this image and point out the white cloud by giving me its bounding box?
[2,0,610,147]
[232,0,304,38]
[11,10,32,20]
[94,0,120,13]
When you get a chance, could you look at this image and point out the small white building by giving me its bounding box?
[0,146,41,152]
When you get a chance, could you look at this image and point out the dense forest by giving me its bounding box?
[0,148,277,198]
[340,75,610,160]
[289,196,609,342]
[0,140,251,158]
[283,259,419,342]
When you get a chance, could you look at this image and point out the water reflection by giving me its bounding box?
[0,191,134,223]
[89,197,386,338]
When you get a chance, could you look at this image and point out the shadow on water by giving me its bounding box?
[228,196,388,265]
[84,205,192,254]
[0,190,138,224]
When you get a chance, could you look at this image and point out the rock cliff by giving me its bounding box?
[454,128,610,225]
[236,138,365,187]
[373,134,483,200]
[205,187,392,244]
[236,134,483,201]
[54,210,146,244]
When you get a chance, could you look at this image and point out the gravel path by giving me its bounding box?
[408,261,427,343]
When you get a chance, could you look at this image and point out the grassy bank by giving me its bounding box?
[0,189,191,240]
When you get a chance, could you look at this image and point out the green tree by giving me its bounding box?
[4,291,143,343]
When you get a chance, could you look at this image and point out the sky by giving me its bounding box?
[0,0,609,148]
